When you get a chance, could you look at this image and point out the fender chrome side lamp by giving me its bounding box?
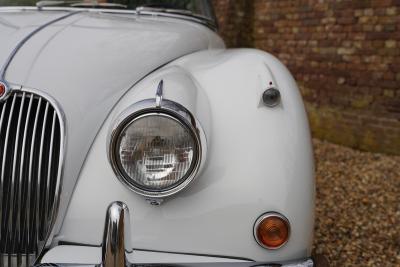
[108,80,206,202]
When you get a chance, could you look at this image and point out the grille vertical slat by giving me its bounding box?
[44,111,56,228]
[27,98,42,257]
[0,91,63,267]
[2,94,17,255]
[0,102,6,267]
[18,95,34,267]
[36,102,49,246]
[0,101,7,246]
[11,93,26,260]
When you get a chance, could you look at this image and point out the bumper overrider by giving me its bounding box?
[36,202,324,267]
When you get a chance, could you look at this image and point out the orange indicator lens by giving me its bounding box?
[255,214,290,249]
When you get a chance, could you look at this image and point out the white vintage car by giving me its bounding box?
[0,1,323,266]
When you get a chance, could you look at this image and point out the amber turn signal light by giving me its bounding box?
[254,213,290,249]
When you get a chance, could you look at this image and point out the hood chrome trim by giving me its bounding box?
[0,11,81,82]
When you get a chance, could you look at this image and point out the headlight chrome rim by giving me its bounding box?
[108,99,205,199]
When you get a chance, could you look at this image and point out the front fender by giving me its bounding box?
[54,49,315,263]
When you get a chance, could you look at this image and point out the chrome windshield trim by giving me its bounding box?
[0,6,217,30]
[136,9,217,30]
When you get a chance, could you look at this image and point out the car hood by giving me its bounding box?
[0,9,224,233]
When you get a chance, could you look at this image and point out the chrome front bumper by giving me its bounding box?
[37,202,321,267]
[36,259,315,267]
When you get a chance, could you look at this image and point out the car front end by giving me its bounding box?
[0,1,326,266]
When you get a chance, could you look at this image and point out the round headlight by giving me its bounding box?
[109,100,203,199]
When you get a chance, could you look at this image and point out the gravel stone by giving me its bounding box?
[312,139,400,267]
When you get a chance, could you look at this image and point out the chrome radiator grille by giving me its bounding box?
[0,90,64,267]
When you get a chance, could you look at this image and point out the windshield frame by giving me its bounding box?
[133,4,217,29]
[0,0,218,30]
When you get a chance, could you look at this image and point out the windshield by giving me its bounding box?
[0,0,216,24]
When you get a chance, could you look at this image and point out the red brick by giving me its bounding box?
[213,0,400,155]
[372,0,393,7]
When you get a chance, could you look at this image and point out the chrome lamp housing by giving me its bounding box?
[108,88,205,200]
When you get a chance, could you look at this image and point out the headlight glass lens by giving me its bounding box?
[116,114,197,191]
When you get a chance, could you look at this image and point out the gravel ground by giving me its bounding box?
[312,139,400,267]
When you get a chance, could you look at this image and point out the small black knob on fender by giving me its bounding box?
[262,88,281,107]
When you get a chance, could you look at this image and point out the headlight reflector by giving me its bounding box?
[117,113,198,191]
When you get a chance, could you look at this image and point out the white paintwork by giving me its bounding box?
[42,246,248,264]
[56,49,315,262]
[0,8,224,236]
[0,9,70,67]
[0,7,314,265]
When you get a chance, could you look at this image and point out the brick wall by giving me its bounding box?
[213,0,400,155]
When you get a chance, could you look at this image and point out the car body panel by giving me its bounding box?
[0,8,224,237]
[0,6,315,265]
[42,246,249,264]
[0,9,69,68]
[55,49,315,262]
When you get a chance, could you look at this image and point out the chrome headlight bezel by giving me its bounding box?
[108,98,205,199]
